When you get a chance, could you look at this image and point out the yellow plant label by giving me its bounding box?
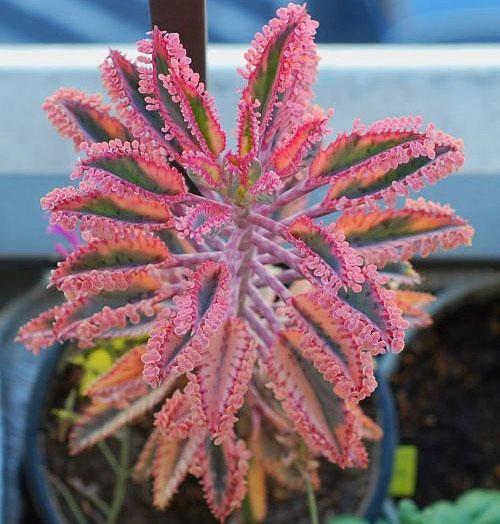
[389,445,418,497]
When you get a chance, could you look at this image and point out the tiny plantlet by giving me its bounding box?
[17,3,473,522]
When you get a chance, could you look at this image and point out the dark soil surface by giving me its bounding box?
[391,295,500,506]
[35,359,378,523]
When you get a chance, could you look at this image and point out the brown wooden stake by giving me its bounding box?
[148,0,207,85]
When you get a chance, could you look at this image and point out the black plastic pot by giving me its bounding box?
[15,283,399,524]
[385,274,500,509]
[24,343,66,524]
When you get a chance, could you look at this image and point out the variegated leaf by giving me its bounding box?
[51,233,171,298]
[155,390,196,440]
[43,88,130,147]
[77,140,186,197]
[133,428,161,481]
[267,329,368,468]
[69,380,171,454]
[182,150,225,191]
[101,50,171,150]
[394,289,435,328]
[379,261,420,287]
[86,344,147,402]
[194,436,250,522]
[288,216,364,292]
[309,118,464,210]
[42,183,174,237]
[287,292,377,401]
[142,29,226,157]
[236,98,260,158]
[172,261,231,343]
[310,117,423,180]
[187,318,256,443]
[271,110,328,178]
[142,262,231,387]
[335,198,474,266]
[240,4,319,149]
[53,289,168,348]
[336,269,407,353]
[139,29,198,154]
[152,432,203,510]
[15,304,65,354]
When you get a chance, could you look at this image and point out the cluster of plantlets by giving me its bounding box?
[18,3,473,522]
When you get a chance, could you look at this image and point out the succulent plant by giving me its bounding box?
[17,3,473,522]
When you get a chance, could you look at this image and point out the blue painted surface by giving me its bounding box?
[3,0,498,45]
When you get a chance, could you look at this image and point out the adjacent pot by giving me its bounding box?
[11,282,399,524]
[388,274,500,507]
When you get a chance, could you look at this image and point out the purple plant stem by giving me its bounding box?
[250,260,291,301]
[253,268,300,287]
[258,179,314,215]
[252,233,301,269]
[248,211,288,238]
[247,284,281,332]
[242,306,274,352]
[174,251,222,265]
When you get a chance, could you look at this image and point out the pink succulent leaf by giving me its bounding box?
[141,28,226,157]
[336,266,408,353]
[186,317,257,444]
[175,202,231,243]
[43,87,131,147]
[42,183,174,237]
[143,263,230,389]
[334,198,474,267]
[15,304,66,354]
[86,344,148,403]
[142,310,197,388]
[154,389,197,440]
[173,261,231,339]
[287,215,365,293]
[156,229,197,254]
[133,428,161,482]
[182,150,225,192]
[51,233,171,299]
[248,170,283,203]
[378,261,421,287]
[69,380,172,454]
[286,291,377,402]
[193,436,251,522]
[311,120,464,211]
[393,290,435,328]
[138,29,199,154]
[101,50,173,152]
[240,3,319,153]
[53,290,168,349]
[152,431,205,510]
[76,140,187,198]
[271,109,329,179]
[236,98,260,158]
[266,328,368,468]
[310,116,424,180]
